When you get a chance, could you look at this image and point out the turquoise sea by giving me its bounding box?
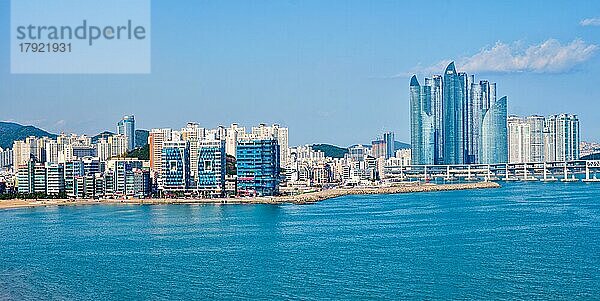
[1,182,599,300]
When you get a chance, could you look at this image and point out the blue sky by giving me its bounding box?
[1,0,600,146]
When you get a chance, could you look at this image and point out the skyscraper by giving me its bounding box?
[527,116,546,163]
[545,114,580,161]
[480,96,508,164]
[383,131,395,159]
[442,62,466,164]
[409,75,435,165]
[117,115,135,151]
[466,80,497,163]
[424,75,443,164]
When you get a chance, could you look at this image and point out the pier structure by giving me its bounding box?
[383,160,600,183]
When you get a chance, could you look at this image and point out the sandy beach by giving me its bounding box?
[0,181,500,210]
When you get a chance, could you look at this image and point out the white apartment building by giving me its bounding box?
[508,114,580,163]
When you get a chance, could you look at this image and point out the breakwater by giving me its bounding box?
[0,182,500,210]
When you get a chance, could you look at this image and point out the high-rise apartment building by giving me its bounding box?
[409,75,435,165]
[508,114,580,163]
[480,96,508,164]
[180,123,206,183]
[160,140,190,191]
[0,148,13,168]
[117,115,135,151]
[442,62,467,164]
[424,75,443,164]
[149,128,172,177]
[45,163,65,195]
[236,139,280,196]
[545,114,580,162]
[251,124,289,169]
[197,140,226,197]
[371,139,387,159]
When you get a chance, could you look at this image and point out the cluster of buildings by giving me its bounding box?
[1,118,289,198]
[507,114,580,163]
[286,137,411,188]
[0,115,415,197]
[3,115,150,198]
[410,62,508,165]
[148,123,286,196]
[409,62,583,166]
[580,141,600,158]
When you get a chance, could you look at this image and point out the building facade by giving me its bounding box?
[196,140,226,197]
[508,114,580,163]
[236,139,280,196]
[160,141,190,192]
[117,115,135,151]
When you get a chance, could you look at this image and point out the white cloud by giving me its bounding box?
[580,17,600,26]
[409,39,598,75]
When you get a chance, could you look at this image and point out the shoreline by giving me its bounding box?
[0,181,500,210]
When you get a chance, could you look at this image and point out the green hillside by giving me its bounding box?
[311,144,349,158]
[0,122,57,149]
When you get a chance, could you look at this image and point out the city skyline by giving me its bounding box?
[2,1,600,146]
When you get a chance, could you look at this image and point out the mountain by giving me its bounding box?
[135,129,149,148]
[311,144,348,158]
[0,122,57,149]
[394,141,411,151]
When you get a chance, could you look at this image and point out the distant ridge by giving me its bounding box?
[0,121,57,149]
[311,144,348,158]
[311,141,411,159]
[394,141,411,150]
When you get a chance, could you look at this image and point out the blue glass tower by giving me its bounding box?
[197,140,226,197]
[409,75,435,165]
[161,141,190,191]
[442,62,466,164]
[236,139,280,196]
[481,96,508,163]
[117,115,136,151]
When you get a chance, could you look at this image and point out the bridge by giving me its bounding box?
[383,160,600,183]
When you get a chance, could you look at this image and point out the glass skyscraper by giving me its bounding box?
[409,62,508,165]
[383,131,395,159]
[117,115,136,151]
[409,75,435,165]
[424,75,443,164]
[442,62,466,165]
[480,96,508,164]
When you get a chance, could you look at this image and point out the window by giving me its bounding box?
[204,160,213,171]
